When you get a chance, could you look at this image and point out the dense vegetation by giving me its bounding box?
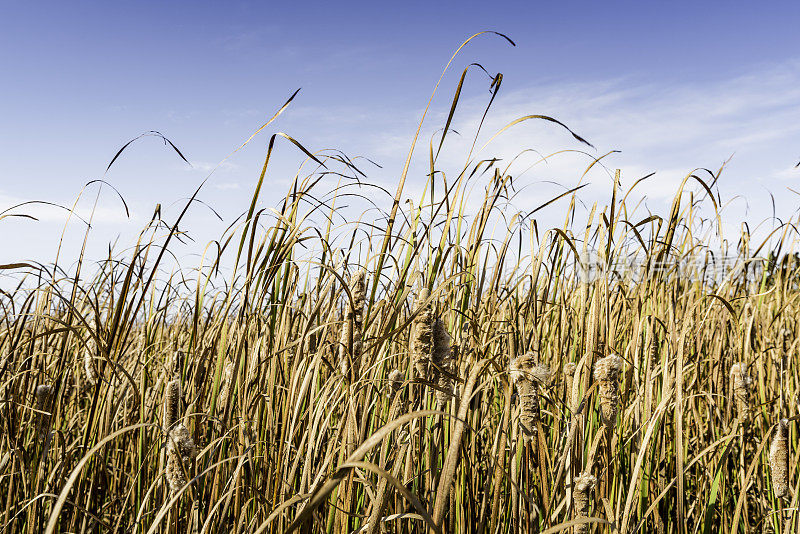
[2,33,799,533]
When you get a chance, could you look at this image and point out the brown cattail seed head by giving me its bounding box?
[769,418,790,499]
[449,342,460,392]
[730,362,752,423]
[83,346,98,387]
[338,270,366,376]
[35,383,53,407]
[387,369,408,416]
[573,472,597,534]
[649,336,659,363]
[170,424,197,461]
[564,362,577,407]
[165,423,197,495]
[432,318,455,405]
[510,353,550,443]
[62,368,75,404]
[781,328,793,356]
[35,384,53,439]
[218,358,235,410]
[163,378,181,431]
[594,354,623,429]
[411,289,433,380]
[388,369,404,393]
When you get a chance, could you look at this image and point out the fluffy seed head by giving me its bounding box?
[730,362,752,423]
[388,369,404,393]
[780,328,793,355]
[62,368,75,403]
[338,270,367,376]
[564,362,577,409]
[218,358,235,410]
[509,353,550,443]
[163,378,181,431]
[594,354,623,430]
[573,472,597,534]
[170,423,197,461]
[35,384,53,406]
[649,337,659,363]
[769,418,790,499]
[35,384,53,440]
[349,270,366,307]
[509,353,551,385]
[83,346,98,387]
[432,318,455,404]
[165,423,197,495]
[411,289,433,380]
[574,472,597,492]
[593,354,623,382]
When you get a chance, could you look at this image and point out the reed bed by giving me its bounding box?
[1,33,800,534]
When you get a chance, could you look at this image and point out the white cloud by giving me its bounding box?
[0,191,136,225]
[390,59,800,236]
[185,160,240,174]
[5,58,800,271]
[214,182,240,190]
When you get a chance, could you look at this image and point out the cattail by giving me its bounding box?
[193,348,209,398]
[410,288,457,405]
[509,353,550,443]
[163,378,181,431]
[730,362,752,423]
[781,328,793,357]
[35,384,52,405]
[246,338,264,392]
[165,422,198,495]
[386,369,407,417]
[432,318,455,405]
[564,362,576,409]
[449,342,460,392]
[218,358,235,410]
[388,369,404,394]
[586,289,600,358]
[411,288,433,380]
[649,336,658,363]
[573,472,597,534]
[62,368,75,404]
[338,270,366,377]
[163,377,197,496]
[769,418,790,499]
[83,345,98,387]
[308,330,318,355]
[34,384,53,440]
[594,354,623,430]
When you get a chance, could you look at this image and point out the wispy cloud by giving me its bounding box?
[186,160,240,174]
[5,56,800,268]
[0,191,136,225]
[282,58,800,247]
[400,59,800,227]
[214,182,240,190]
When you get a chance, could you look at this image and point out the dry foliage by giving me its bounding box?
[0,32,798,534]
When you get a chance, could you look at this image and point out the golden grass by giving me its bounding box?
[1,32,799,534]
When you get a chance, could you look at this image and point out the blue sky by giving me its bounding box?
[2,1,800,270]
